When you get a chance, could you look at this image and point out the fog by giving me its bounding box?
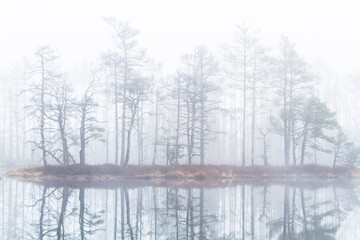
[0,0,359,167]
[2,1,360,240]
[1,0,360,74]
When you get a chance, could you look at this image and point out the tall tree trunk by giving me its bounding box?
[152,91,159,165]
[242,63,247,167]
[186,67,191,166]
[251,49,257,166]
[136,98,144,165]
[114,66,119,165]
[283,93,289,165]
[175,77,181,165]
[79,110,86,164]
[59,84,70,165]
[261,130,269,165]
[8,93,13,163]
[22,91,26,162]
[242,34,247,167]
[333,146,338,168]
[59,121,69,165]
[106,106,109,164]
[1,89,5,162]
[120,60,128,166]
[140,101,144,164]
[123,106,137,167]
[289,64,296,166]
[15,96,20,163]
[283,55,290,166]
[291,120,296,165]
[40,56,47,167]
[251,82,255,165]
[200,58,205,165]
[300,124,308,165]
[188,99,196,165]
[200,101,205,165]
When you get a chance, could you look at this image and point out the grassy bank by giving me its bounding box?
[7,164,360,189]
[8,163,358,179]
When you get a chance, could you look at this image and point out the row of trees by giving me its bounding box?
[2,19,359,168]
[26,46,105,167]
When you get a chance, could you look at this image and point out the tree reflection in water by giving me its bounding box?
[1,178,360,240]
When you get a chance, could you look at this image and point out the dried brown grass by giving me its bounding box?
[7,163,356,179]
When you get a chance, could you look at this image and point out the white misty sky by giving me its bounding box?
[0,0,359,76]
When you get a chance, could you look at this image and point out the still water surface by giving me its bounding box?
[1,168,360,240]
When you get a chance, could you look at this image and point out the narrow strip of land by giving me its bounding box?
[8,164,358,179]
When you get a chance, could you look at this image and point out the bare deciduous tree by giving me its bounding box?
[26,46,59,167]
[122,76,152,168]
[104,18,146,166]
[77,70,105,165]
[224,24,257,166]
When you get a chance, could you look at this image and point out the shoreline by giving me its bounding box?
[7,164,359,188]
